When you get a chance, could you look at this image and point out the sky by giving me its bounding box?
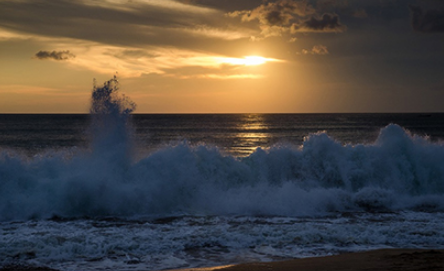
[0,0,443,113]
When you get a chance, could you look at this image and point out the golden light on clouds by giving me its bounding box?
[0,0,442,113]
[83,0,217,14]
[0,0,284,86]
[56,43,283,79]
[175,74,264,80]
[218,56,283,66]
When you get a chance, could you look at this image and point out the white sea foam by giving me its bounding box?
[1,212,444,270]
[1,122,444,220]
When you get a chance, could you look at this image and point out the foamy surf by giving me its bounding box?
[1,122,444,221]
[1,212,444,270]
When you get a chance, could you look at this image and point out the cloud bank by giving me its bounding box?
[227,0,345,38]
[292,13,345,33]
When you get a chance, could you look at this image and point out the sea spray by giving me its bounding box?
[89,75,136,162]
[62,75,137,218]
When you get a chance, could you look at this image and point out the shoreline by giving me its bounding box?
[2,249,444,271]
[171,249,444,271]
[221,249,444,271]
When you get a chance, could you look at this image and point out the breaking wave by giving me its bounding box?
[1,78,444,221]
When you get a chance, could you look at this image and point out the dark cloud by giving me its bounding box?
[295,13,345,32]
[265,10,292,26]
[301,44,329,55]
[316,0,407,22]
[35,50,75,60]
[410,5,444,33]
[228,0,347,37]
[228,0,316,26]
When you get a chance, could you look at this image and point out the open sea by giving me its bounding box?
[1,112,444,270]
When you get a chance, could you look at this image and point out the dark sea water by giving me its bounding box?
[1,113,444,270]
[2,113,444,157]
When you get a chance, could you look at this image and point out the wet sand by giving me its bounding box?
[2,249,444,271]
[173,249,444,271]
[220,249,444,271]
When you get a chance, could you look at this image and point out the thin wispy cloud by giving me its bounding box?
[0,0,240,47]
[54,42,275,79]
[301,45,329,55]
[173,73,264,80]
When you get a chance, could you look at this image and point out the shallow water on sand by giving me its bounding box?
[1,212,444,270]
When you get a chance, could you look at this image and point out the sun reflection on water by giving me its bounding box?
[232,114,271,156]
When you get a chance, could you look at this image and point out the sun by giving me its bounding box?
[242,56,267,66]
[219,56,281,66]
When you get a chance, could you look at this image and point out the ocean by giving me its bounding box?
[1,81,444,270]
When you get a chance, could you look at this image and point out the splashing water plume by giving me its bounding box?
[89,75,136,162]
[91,75,136,116]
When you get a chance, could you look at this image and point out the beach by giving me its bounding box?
[2,249,443,271]
[223,249,444,271]
[174,249,444,271]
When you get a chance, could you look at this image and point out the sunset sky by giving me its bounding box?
[0,0,443,113]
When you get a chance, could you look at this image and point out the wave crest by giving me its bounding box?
[1,77,444,221]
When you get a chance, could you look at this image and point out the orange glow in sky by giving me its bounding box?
[0,0,443,113]
[218,56,281,66]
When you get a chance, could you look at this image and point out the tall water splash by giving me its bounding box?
[89,75,136,162]
[53,75,139,218]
